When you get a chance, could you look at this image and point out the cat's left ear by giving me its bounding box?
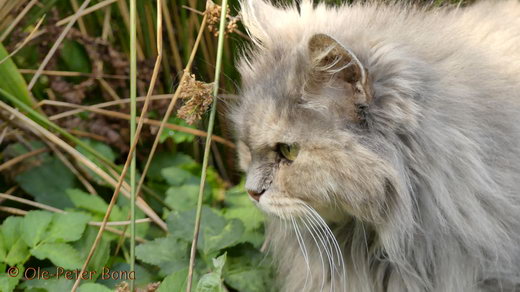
[307,33,373,124]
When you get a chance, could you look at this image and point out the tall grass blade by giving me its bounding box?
[186,1,228,291]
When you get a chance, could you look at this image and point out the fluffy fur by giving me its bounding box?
[229,1,520,291]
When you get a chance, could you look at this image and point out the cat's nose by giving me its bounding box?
[247,189,265,202]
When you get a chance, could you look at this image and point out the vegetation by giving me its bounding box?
[0,0,471,291]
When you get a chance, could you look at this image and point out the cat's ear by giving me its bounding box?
[307,33,373,124]
[240,0,292,46]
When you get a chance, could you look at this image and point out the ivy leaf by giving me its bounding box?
[78,283,113,292]
[31,242,82,269]
[195,253,226,292]
[15,156,75,209]
[21,210,53,247]
[45,212,91,243]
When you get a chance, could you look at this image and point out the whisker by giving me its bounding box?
[301,203,348,292]
[301,214,336,292]
[291,216,311,290]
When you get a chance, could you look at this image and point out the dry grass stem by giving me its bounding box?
[0,0,39,42]
[57,0,118,27]
[41,100,235,148]
[0,147,47,172]
[0,100,167,231]
[19,69,128,80]
[0,15,46,65]
[27,0,92,90]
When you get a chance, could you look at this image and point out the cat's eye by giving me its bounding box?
[278,143,300,161]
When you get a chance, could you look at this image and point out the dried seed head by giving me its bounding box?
[206,0,238,37]
[177,74,213,125]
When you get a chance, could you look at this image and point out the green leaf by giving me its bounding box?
[157,268,191,292]
[1,217,30,266]
[167,207,244,255]
[67,189,108,214]
[22,210,53,247]
[45,212,91,242]
[31,242,82,269]
[78,283,113,292]
[0,264,24,292]
[20,276,73,291]
[195,253,226,292]
[161,167,198,186]
[160,117,195,144]
[4,238,29,266]
[15,156,76,209]
[59,40,91,73]
[223,249,272,292]
[148,152,194,181]
[0,234,5,262]
[165,185,199,211]
[224,207,264,232]
[1,216,23,248]
[75,226,110,274]
[224,269,270,292]
[75,139,118,186]
[135,236,188,276]
[0,43,33,107]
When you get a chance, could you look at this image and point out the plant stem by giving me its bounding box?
[129,0,137,290]
[186,1,228,291]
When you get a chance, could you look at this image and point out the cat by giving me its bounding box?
[229,0,520,291]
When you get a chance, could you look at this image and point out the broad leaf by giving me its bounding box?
[195,253,226,292]
[15,156,75,209]
[21,210,53,247]
[31,242,82,269]
[167,207,244,255]
[78,283,113,292]
[45,212,90,242]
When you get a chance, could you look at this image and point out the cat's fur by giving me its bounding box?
[230,1,520,291]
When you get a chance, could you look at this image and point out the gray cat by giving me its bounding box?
[229,1,520,291]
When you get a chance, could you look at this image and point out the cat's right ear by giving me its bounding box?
[307,33,373,125]
[239,0,286,46]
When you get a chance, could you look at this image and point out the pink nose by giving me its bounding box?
[247,189,265,201]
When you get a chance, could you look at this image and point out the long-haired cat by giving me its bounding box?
[229,0,520,291]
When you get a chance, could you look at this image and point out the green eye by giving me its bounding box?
[278,143,300,161]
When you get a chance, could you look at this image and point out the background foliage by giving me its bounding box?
[0,0,471,291]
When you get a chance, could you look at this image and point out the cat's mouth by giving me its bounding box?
[252,190,350,224]
[252,191,310,220]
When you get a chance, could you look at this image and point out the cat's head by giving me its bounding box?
[231,0,419,224]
